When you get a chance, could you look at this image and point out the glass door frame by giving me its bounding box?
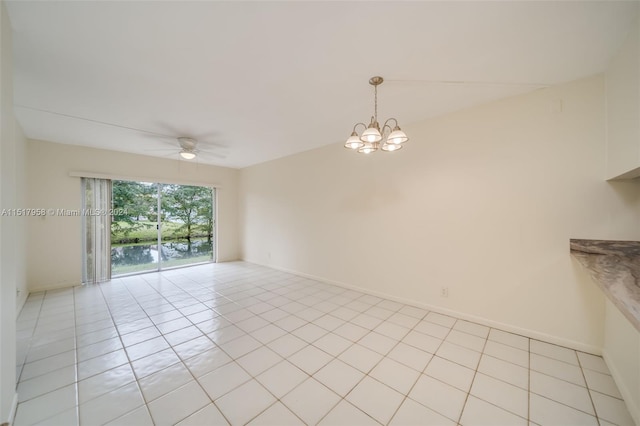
[156,183,163,270]
[110,180,217,277]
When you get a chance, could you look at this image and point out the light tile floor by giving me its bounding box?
[14,261,635,426]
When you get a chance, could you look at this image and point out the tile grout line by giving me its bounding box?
[238,292,405,425]
[146,271,255,425]
[259,294,406,426]
[392,315,460,424]
[16,292,46,384]
[17,290,77,424]
[93,279,155,425]
[528,332,531,424]
[71,286,80,425]
[206,273,363,426]
[159,269,349,425]
[99,276,176,421]
[14,262,628,426]
[125,271,238,425]
[576,351,601,426]
[454,319,487,426]
[341,307,429,426]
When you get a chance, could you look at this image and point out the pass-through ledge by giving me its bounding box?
[570,239,640,332]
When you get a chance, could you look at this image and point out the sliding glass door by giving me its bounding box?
[110,181,157,275]
[160,184,215,269]
[110,180,215,276]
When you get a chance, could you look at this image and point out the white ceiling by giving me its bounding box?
[6,1,639,169]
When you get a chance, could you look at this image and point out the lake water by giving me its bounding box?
[111,238,213,275]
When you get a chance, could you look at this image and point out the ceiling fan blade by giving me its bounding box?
[146,148,178,153]
[196,150,227,160]
[201,140,228,149]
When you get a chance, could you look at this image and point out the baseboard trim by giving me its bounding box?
[16,291,28,319]
[244,259,602,355]
[28,282,81,294]
[602,349,640,426]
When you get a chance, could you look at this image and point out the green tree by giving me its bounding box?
[199,193,214,242]
[111,181,156,238]
[162,185,212,240]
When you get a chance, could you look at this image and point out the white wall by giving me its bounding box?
[603,299,640,425]
[606,16,640,179]
[0,0,28,422]
[14,130,27,310]
[26,140,240,291]
[239,75,639,352]
[598,179,640,424]
[602,15,640,425]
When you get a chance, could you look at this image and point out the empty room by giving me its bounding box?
[1,1,640,425]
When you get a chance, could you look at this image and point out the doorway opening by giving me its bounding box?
[110,180,216,276]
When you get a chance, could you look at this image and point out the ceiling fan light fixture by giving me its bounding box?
[180,150,196,160]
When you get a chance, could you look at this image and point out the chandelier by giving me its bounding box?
[344,76,409,154]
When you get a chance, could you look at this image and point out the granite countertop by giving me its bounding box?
[570,239,640,332]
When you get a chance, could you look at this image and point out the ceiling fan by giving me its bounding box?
[146,135,228,161]
[177,137,201,160]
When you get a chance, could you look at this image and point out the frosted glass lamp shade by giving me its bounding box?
[361,126,382,143]
[180,150,196,160]
[358,142,377,154]
[381,143,403,152]
[344,133,364,150]
[387,128,408,145]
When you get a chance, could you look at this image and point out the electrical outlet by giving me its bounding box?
[440,287,449,298]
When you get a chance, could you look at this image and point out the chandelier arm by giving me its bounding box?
[381,123,393,138]
[352,122,368,134]
[382,118,399,129]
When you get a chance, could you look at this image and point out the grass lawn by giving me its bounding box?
[111,221,209,242]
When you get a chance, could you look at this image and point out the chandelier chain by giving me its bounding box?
[374,84,378,123]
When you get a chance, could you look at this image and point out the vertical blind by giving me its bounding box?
[81,178,112,284]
